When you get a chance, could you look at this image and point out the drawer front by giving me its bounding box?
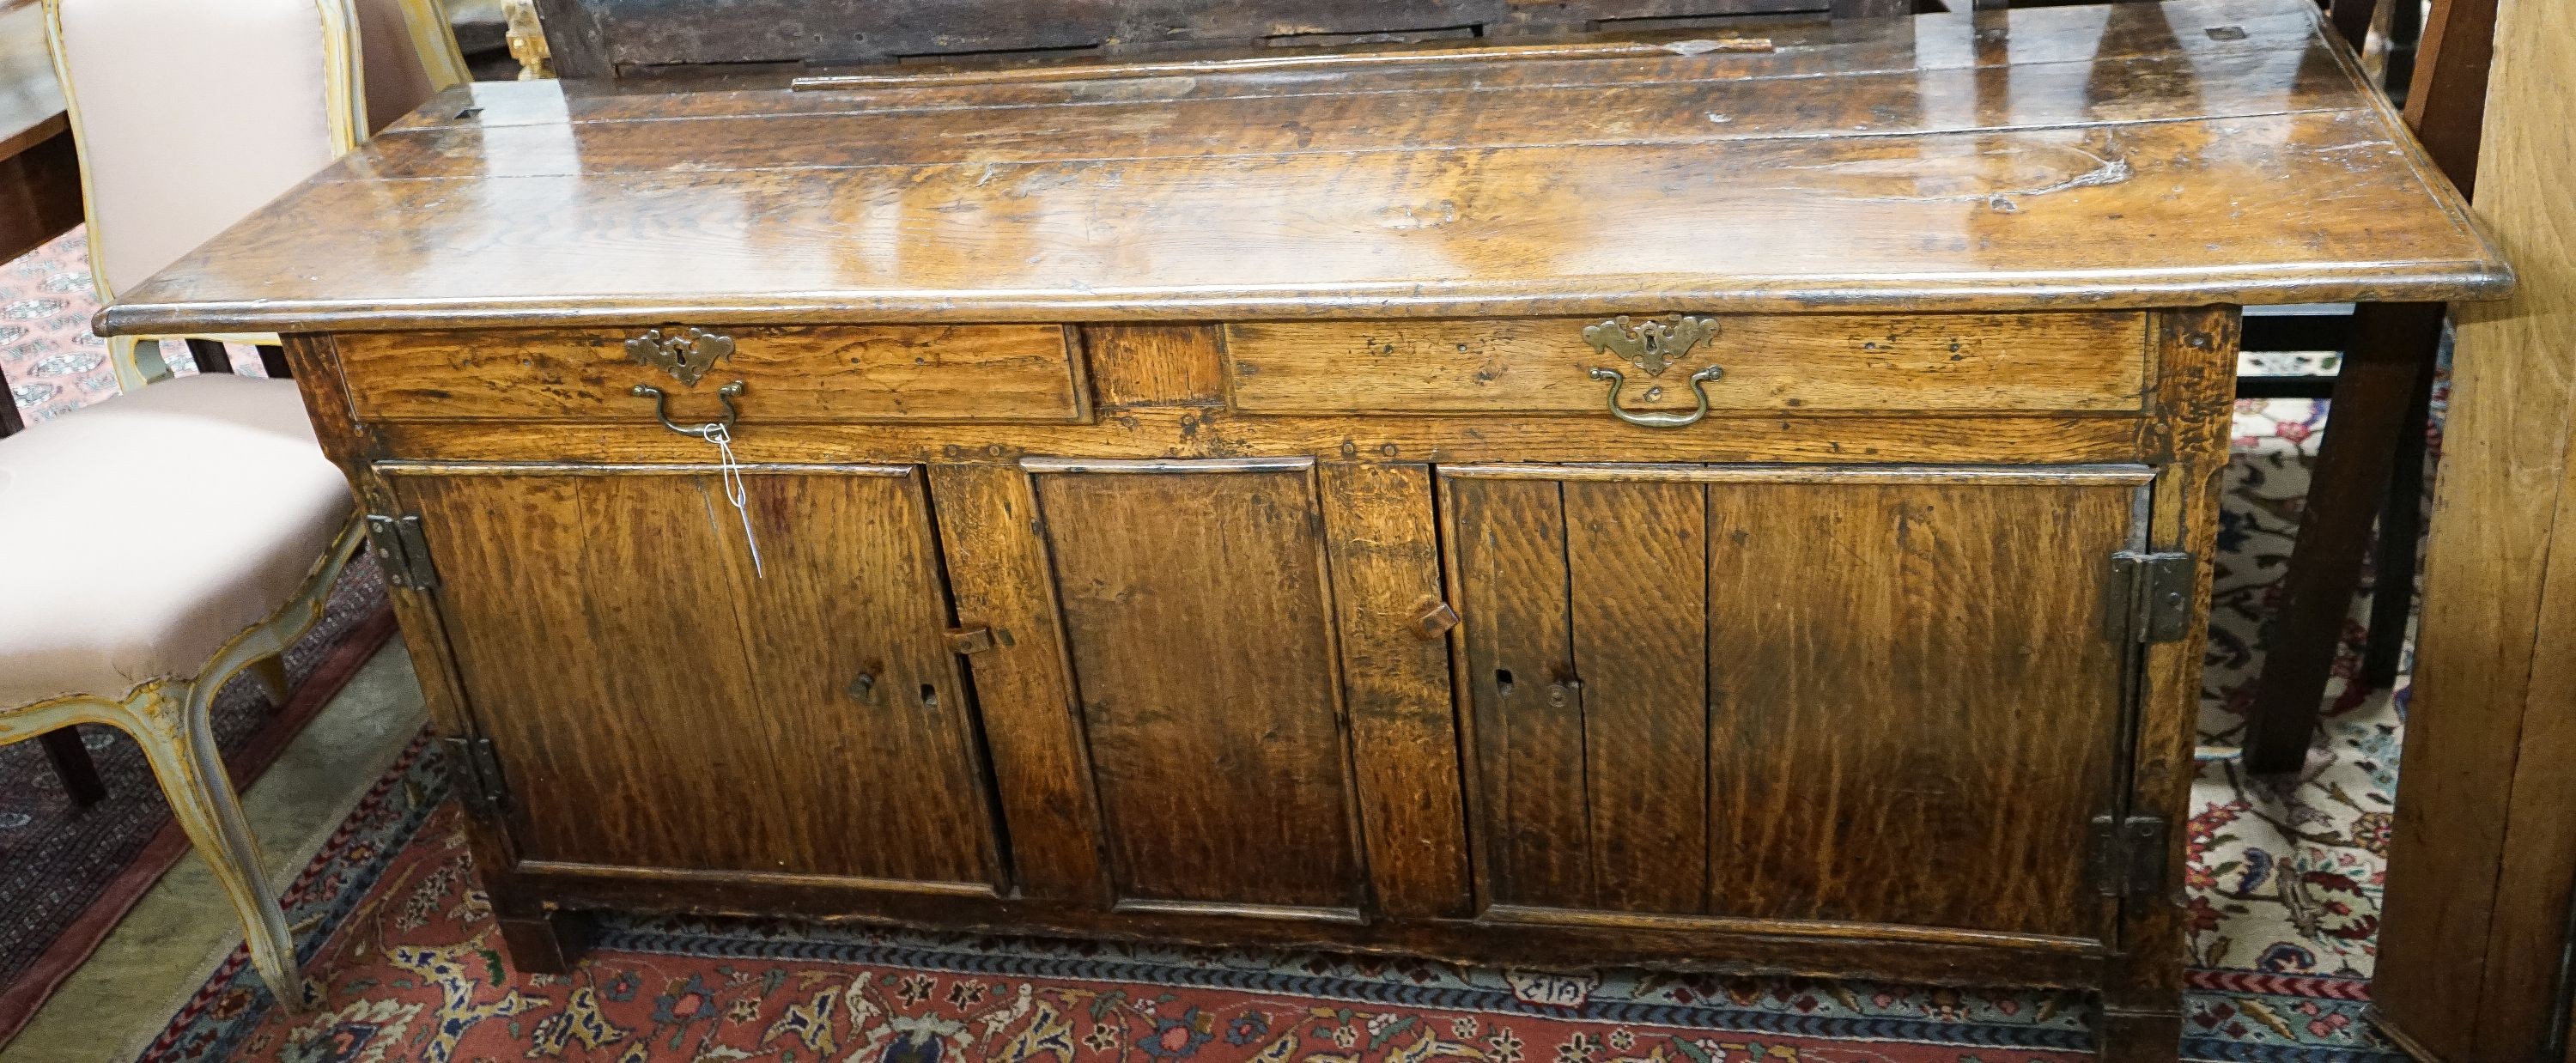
[338,324,1090,423]
[1224,313,2149,416]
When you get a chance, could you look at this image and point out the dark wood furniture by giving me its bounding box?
[2235,0,2496,773]
[96,3,2506,1058]
[527,0,1908,78]
[2369,0,2576,1056]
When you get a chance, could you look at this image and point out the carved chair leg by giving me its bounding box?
[39,726,108,807]
[248,654,293,710]
[125,683,301,1010]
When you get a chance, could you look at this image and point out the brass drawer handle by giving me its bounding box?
[1589,365,1723,428]
[632,380,744,435]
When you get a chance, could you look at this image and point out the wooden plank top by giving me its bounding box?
[100,0,2510,336]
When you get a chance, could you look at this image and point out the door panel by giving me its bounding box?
[1029,459,1365,914]
[1443,464,2147,941]
[397,467,1002,890]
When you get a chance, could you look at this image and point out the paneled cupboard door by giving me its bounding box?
[927,459,1473,923]
[391,465,1005,895]
[1441,464,2152,945]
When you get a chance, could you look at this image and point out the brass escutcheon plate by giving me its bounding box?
[625,326,737,386]
[1581,314,1718,378]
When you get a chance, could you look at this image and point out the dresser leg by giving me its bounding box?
[2097,1008,2182,1063]
[496,909,587,976]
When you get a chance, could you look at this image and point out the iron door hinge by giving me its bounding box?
[442,735,511,820]
[2088,813,2169,899]
[364,513,440,592]
[2104,550,2196,644]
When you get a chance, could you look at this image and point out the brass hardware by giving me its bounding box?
[943,620,989,653]
[1411,601,1461,641]
[946,625,999,655]
[625,326,736,386]
[846,672,879,704]
[633,380,745,435]
[1582,315,1718,377]
[1589,365,1723,428]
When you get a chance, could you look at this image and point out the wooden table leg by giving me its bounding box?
[2361,351,2438,689]
[2242,301,2446,775]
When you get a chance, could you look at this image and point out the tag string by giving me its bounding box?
[699,422,763,578]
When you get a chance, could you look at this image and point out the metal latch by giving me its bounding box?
[364,513,440,592]
[442,735,511,820]
[2088,813,2169,899]
[2104,550,2195,644]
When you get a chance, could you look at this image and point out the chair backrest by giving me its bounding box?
[355,0,469,132]
[45,0,365,303]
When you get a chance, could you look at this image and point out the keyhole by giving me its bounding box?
[1495,668,1516,696]
[919,683,939,709]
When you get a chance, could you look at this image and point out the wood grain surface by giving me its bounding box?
[393,467,1003,889]
[341,325,1088,423]
[100,0,2504,337]
[1442,464,2144,940]
[1227,313,2150,415]
[1030,461,1367,913]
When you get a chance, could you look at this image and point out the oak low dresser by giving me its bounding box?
[100,0,2506,1057]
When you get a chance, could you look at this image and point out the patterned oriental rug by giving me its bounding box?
[0,227,399,1043]
[128,380,2430,1062]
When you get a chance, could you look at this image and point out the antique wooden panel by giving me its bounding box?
[1443,465,2146,939]
[1316,463,1473,918]
[393,465,1003,889]
[1445,476,1594,909]
[340,325,1087,422]
[1028,458,1367,914]
[1697,471,2140,939]
[1226,313,2151,416]
[541,0,1830,74]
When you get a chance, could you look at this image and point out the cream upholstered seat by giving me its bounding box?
[0,376,353,708]
[46,0,465,387]
[7,0,458,1008]
[0,374,361,1011]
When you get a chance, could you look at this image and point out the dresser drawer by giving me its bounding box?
[337,325,1091,423]
[1224,313,2149,418]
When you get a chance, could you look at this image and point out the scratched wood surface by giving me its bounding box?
[100,0,2502,337]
